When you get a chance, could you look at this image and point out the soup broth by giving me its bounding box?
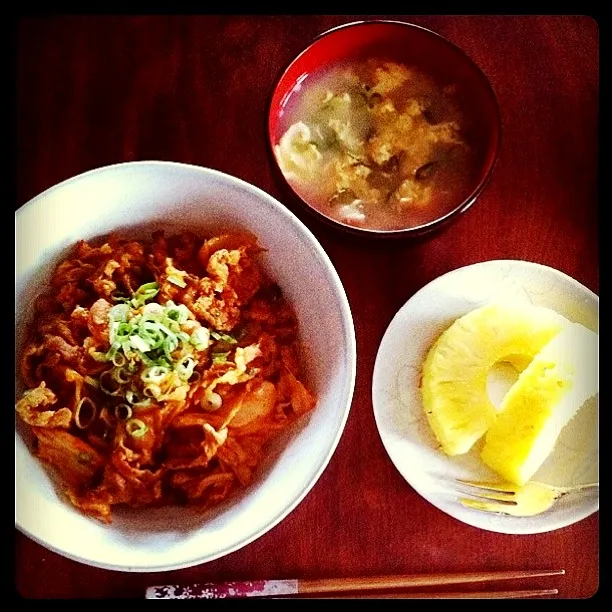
[274,58,480,232]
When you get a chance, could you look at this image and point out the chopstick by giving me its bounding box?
[282,588,559,599]
[145,568,564,599]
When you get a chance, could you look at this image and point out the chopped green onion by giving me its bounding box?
[74,397,97,429]
[168,275,187,288]
[112,366,132,385]
[165,320,179,334]
[141,302,164,319]
[111,293,130,303]
[99,370,122,396]
[163,334,179,360]
[125,389,140,404]
[137,351,160,368]
[165,302,190,323]
[138,321,165,349]
[120,339,133,356]
[142,365,170,384]
[84,375,99,388]
[112,351,127,367]
[190,327,210,350]
[130,282,160,307]
[109,320,120,338]
[105,341,121,362]
[114,322,133,342]
[109,303,130,322]
[176,356,196,381]
[114,403,133,420]
[93,283,227,405]
[129,334,150,353]
[143,383,161,399]
[158,322,178,337]
[90,350,109,363]
[212,351,230,364]
[202,389,222,411]
[125,359,139,373]
[211,331,237,344]
[126,418,148,438]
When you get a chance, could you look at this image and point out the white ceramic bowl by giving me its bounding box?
[15,161,356,571]
[372,259,598,534]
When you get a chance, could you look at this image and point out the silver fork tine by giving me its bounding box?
[454,479,598,517]
[460,492,517,505]
[457,479,518,494]
[456,479,518,503]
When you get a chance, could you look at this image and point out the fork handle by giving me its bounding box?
[563,482,599,493]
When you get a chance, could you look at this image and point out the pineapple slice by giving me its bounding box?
[481,321,598,485]
[421,303,566,456]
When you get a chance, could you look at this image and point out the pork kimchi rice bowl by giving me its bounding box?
[15,161,356,571]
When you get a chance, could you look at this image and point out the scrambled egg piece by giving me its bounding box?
[369,60,415,96]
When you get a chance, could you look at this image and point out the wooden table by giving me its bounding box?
[15,15,599,599]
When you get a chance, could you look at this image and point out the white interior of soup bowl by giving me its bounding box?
[15,161,356,571]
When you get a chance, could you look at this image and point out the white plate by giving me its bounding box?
[372,259,598,534]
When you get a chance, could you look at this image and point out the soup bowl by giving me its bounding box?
[268,20,502,238]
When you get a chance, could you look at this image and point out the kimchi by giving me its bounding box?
[16,230,316,523]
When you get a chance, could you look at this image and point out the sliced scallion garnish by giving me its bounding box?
[176,356,196,380]
[143,384,161,399]
[129,334,150,353]
[91,281,220,406]
[130,282,160,308]
[210,331,237,344]
[99,370,122,396]
[90,350,109,363]
[114,403,133,421]
[141,302,164,319]
[190,327,210,350]
[142,365,170,384]
[112,351,127,367]
[126,418,148,438]
[165,301,190,323]
[112,366,132,385]
[84,375,99,388]
[74,397,97,429]
[109,303,130,322]
[212,351,230,364]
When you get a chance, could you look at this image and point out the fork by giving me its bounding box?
[456,479,599,517]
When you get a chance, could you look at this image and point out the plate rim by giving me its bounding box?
[372,258,599,535]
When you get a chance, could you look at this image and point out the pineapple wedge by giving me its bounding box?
[481,321,598,485]
[421,303,566,456]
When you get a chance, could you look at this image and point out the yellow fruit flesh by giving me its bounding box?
[481,322,598,485]
[421,303,565,456]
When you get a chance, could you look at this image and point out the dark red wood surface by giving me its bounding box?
[15,15,599,599]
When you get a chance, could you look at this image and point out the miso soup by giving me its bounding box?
[274,58,480,232]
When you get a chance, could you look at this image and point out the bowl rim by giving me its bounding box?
[267,18,503,238]
[15,160,358,572]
